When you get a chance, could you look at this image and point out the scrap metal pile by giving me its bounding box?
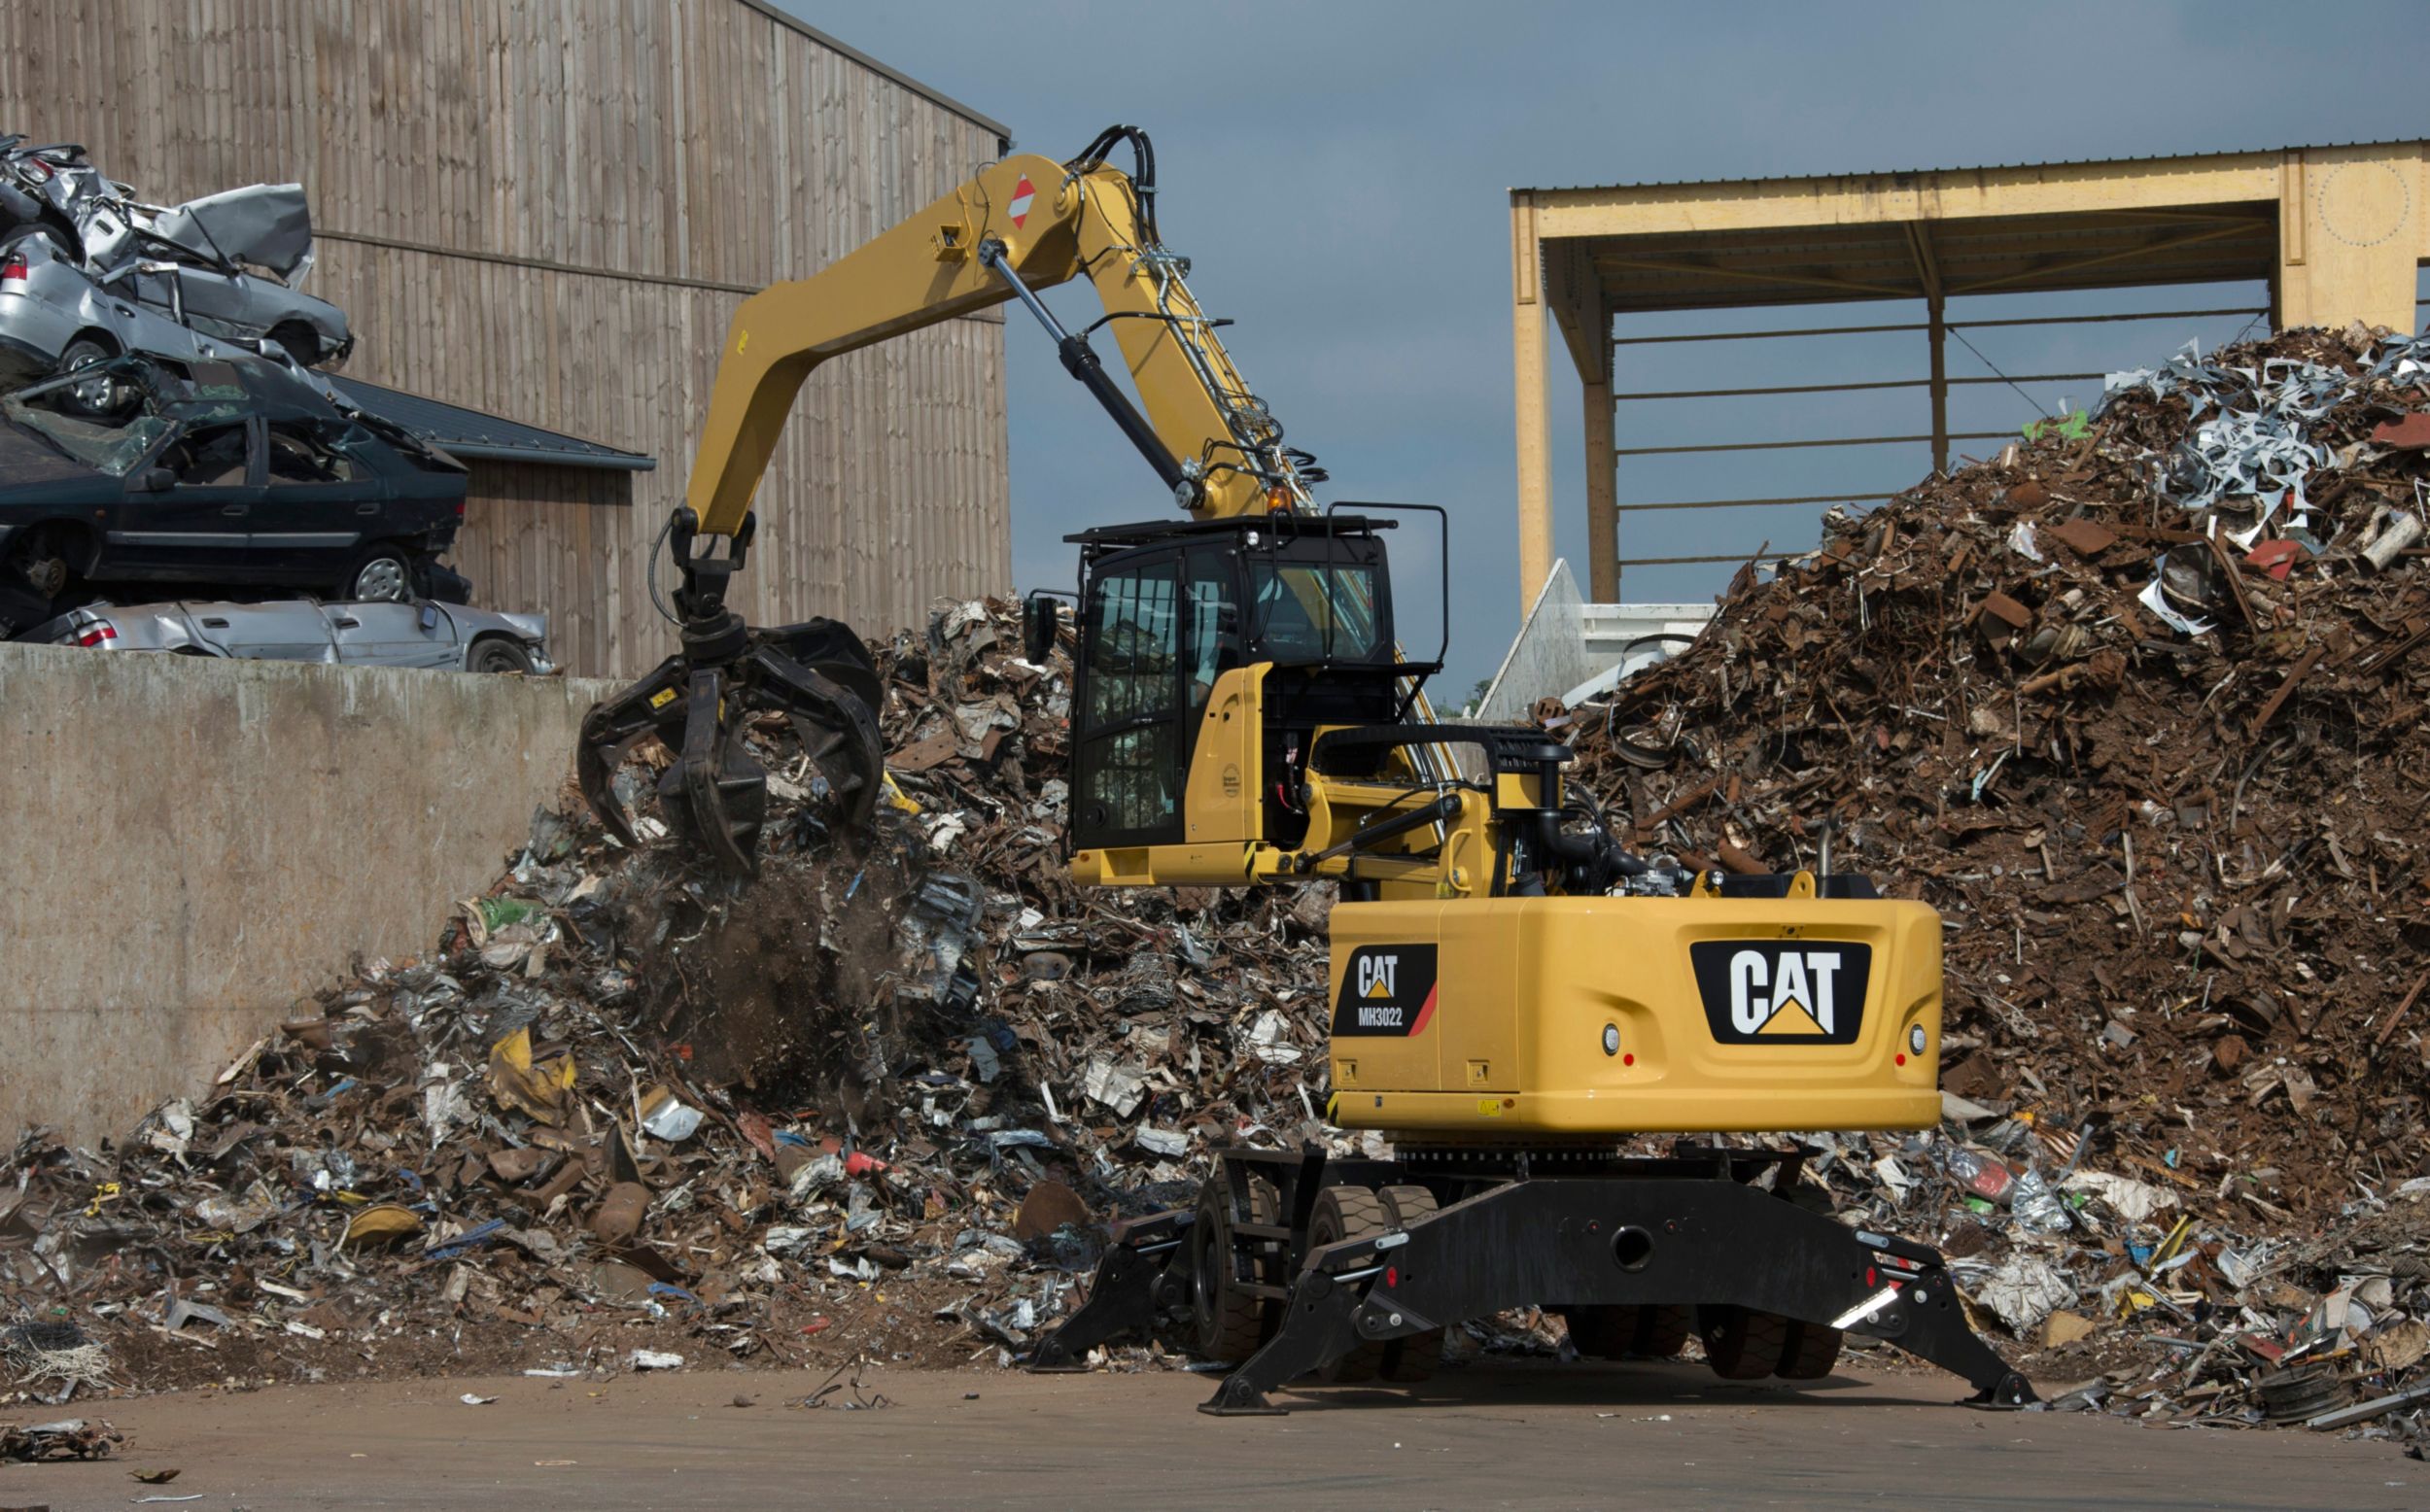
[1568,325,2430,1437]
[6,327,2430,1446]
[1,600,1351,1408]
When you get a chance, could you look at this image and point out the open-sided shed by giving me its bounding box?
[1511,141,2430,606]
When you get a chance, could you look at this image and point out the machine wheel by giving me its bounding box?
[1632,1303,1693,1358]
[1375,1185,1443,1383]
[1700,1305,1788,1380]
[1561,1305,1637,1358]
[1190,1171,1278,1362]
[1775,1319,1844,1380]
[1782,1177,1837,1218]
[1306,1186,1390,1384]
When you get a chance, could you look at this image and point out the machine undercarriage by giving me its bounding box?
[1032,1145,2035,1415]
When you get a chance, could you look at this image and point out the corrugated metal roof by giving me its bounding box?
[330,377,656,472]
[1513,139,2430,196]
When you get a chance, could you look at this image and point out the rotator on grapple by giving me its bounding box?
[578,123,2033,1417]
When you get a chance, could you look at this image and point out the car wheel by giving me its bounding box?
[57,335,123,417]
[344,546,415,603]
[267,321,322,367]
[468,637,535,675]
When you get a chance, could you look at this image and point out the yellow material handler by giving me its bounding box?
[578,126,2031,1414]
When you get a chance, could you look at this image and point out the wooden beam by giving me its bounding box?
[1545,240,1607,385]
[1511,192,1553,611]
[1584,376,1616,602]
[1945,221,2255,295]
[1594,254,1913,299]
[1906,223,1948,473]
[1533,152,2293,239]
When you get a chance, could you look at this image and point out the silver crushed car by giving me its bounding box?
[33,598,552,674]
[0,136,351,397]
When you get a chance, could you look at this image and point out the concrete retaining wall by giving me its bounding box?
[1,644,614,1146]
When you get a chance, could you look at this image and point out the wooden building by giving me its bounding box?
[0,0,1013,675]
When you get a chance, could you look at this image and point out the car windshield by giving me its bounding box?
[0,394,171,476]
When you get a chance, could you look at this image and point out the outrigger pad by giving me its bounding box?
[1024,1213,1191,1372]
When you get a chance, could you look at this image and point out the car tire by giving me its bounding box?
[266,321,323,367]
[56,334,124,417]
[468,637,535,675]
[342,545,417,603]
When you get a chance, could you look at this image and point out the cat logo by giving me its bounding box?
[1357,952,1399,999]
[1331,945,1439,1038]
[1689,941,1871,1046]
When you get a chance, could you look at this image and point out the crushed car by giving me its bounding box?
[0,134,350,397]
[33,597,550,674]
[0,351,467,634]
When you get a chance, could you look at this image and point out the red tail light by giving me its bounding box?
[1,253,27,284]
[76,624,118,647]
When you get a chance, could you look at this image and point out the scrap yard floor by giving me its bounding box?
[10,1363,2415,1511]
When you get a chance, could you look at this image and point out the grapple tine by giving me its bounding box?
[661,668,765,877]
[575,656,689,848]
[752,644,885,832]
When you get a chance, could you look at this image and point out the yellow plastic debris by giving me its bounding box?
[343,1202,425,1248]
[488,1026,576,1124]
[881,772,922,814]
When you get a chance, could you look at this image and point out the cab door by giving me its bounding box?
[1071,549,1188,851]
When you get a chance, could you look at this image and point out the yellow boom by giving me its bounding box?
[688,132,1311,536]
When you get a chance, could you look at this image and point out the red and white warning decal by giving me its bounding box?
[1008,176,1035,228]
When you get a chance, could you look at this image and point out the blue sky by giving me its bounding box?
[790,1,2429,693]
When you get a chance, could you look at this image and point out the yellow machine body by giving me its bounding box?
[1323,896,1943,1137]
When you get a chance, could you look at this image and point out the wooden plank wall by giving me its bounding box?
[0,0,1012,675]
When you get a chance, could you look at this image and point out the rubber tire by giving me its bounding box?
[1775,1319,1843,1381]
[1306,1186,1390,1384]
[56,333,122,417]
[469,637,535,674]
[1375,1185,1443,1383]
[267,321,323,367]
[1632,1303,1693,1358]
[1700,1306,1789,1380]
[343,544,417,603]
[1191,1173,1278,1362]
[1562,1305,1638,1359]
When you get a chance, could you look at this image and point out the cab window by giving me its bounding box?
[1183,548,1240,717]
[1247,558,1383,663]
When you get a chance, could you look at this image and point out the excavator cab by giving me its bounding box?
[1056,512,1436,856]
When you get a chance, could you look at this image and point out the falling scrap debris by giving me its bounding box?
[2,326,2428,1452]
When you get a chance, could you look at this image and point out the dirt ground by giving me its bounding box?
[6,1360,2418,1512]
